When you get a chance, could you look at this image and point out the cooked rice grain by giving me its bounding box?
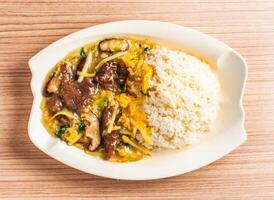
[144,48,220,149]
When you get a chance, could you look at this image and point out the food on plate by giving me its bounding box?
[41,36,220,162]
[144,48,219,148]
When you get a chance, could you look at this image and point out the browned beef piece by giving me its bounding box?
[94,60,129,92]
[94,60,118,91]
[59,79,96,112]
[79,78,97,107]
[59,62,75,82]
[116,60,129,85]
[46,95,63,114]
[59,82,82,111]
[100,105,113,133]
[79,78,97,97]
[103,131,120,159]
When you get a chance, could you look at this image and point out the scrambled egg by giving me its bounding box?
[41,37,157,162]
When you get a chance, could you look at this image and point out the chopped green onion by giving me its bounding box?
[144,47,149,52]
[80,47,86,58]
[55,124,70,138]
[94,98,107,110]
[77,122,86,132]
[118,84,126,92]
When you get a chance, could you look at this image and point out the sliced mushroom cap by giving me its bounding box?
[98,38,129,53]
[85,115,101,151]
[100,105,114,133]
[47,77,61,94]
[104,130,120,159]
[43,73,61,97]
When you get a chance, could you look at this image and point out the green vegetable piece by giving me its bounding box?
[118,84,126,92]
[77,122,86,132]
[55,124,70,138]
[80,47,86,58]
[144,46,150,52]
[96,98,107,110]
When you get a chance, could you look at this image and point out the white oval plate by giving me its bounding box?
[28,20,247,180]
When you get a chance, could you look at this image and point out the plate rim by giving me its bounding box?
[28,20,247,180]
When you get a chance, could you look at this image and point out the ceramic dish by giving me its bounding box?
[28,20,247,180]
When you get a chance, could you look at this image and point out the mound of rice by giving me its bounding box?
[144,48,220,149]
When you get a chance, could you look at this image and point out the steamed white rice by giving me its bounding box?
[144,48,220,149]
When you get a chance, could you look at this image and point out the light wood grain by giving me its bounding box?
[0,0,274,199]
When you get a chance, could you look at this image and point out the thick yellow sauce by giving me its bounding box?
[41,37,157,162]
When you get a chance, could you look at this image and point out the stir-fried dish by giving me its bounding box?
[41,37,155,162]
[41,36,220,162]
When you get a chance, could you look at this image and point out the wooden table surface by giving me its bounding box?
[1,0,274,199]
